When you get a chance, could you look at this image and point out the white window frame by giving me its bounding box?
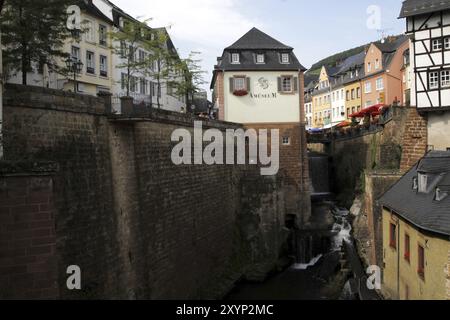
[84,20,95,43]
[231,53,240,64]
[86,51,95,74]
[375,59,380,69]
[71,46,80,61]
[445,37,450,50]
[99,55,108,77]
[281,53,290,64]
[376,77,384,91]
[282,137,290,145]
[99,24,107,46]
[256,54,265,64]
[418,174,428,193]
[441,70,450,88]
[281,76,293,93]
[432,39,443,51]
[367,62,372,73]
[365,81,372,94]
[429,71,439,89]
[233,77,246,91]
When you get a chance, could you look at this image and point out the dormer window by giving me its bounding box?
[281,53,290,64]
[256,54,265,64]
[418,173,428,193]
[231,53,240,64]
[413,177,418,190]
[435,188,448,201]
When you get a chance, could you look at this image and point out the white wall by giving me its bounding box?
[428,113,450,151]
[224,71,300,124]
[331,87,345,125]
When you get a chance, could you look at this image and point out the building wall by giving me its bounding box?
[312,91,332,128]
[223,71,301,124]
[0,168,59,299]
[428,113,450,151]
[382,208,450,300]
[344,81,362,119]
[331,86,346,125]
[400,107,428,172]
[58,11,114,95]
[1,84,291,299]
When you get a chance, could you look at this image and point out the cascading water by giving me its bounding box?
[330,204,352,251]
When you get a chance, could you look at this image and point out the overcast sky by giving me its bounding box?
[111,0,406,96]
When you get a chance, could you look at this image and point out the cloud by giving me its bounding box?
[110,0,263,94]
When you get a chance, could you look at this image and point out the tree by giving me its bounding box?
[0,0,72,85]
[110,18,151,97]
[171,51,207,111]
[141,28,179,109]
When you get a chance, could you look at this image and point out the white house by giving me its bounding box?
[400,0,450,150]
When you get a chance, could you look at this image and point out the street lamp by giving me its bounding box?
[65,57,83,93]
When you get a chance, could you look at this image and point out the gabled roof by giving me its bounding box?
[380,151,450,236]
[225,27,293,50]
[399,0,450,18]
[79,0,113,24]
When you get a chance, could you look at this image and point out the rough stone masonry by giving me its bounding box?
[0,84,308,299]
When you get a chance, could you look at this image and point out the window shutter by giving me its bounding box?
[246,77,251,91]
[277,77,282,92]
[294,77,298,91]
[229,78,234,93]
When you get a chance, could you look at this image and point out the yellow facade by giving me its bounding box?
[311,67,332,128]
[343,80,362,119]
[59,10,113,95]
[382,208,450,300]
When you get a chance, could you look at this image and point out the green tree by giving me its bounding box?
[141,28,180,109]
[172,51,207,111]
[110,18,151,97]
[0,0,72,85]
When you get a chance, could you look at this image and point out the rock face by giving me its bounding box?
[350,196,372,268]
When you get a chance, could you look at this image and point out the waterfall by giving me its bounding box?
[309,153,331,196]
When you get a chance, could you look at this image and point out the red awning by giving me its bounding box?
[349,104,386,118]
[336,121,351,128]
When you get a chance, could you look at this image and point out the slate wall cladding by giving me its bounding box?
[1,84,293,299]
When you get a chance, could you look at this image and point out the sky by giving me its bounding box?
[111,0,406,96]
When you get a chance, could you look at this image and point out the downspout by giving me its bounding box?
[397,219,401,300]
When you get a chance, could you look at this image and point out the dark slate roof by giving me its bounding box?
[214,28,306,72]
[380,151,450,236]
[399,0,450,18]
[226,27,292,50]
[79,0,113,24]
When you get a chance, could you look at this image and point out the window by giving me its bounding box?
[121,73,127,90]
[120,41,127,58]
[231,53,240,64]
[367,62,372,73]
[281,76,292,92]
[346,90,350,101]
[281,53,290,64]
[140,78,146,95]
[357,87,361,98]
[404,234,410,262]
[365,100,372,107]
[233,77,246,91]
[100,55,107,77]
[71,46,80,61]
[413,177,418,190]
[84,20,95,42]
[256,54,265,64]
[429,71,439,89]
[376,77,384,91]
[350,71,354,79]
[355,69,359,77]
[418,173,428,193]
[365,81,372,93]
[130,76,138,93]
[86,51,95,74]
[389,223,397,249]
[418,245,425,279]
[432,39,442,51]
[282,137,290,145]
[351,89,355,99]
[441,70,450,88]
[99,24,107,46]
[375,59,380,69]
[445,37,450,49]
[139,50,146,63]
